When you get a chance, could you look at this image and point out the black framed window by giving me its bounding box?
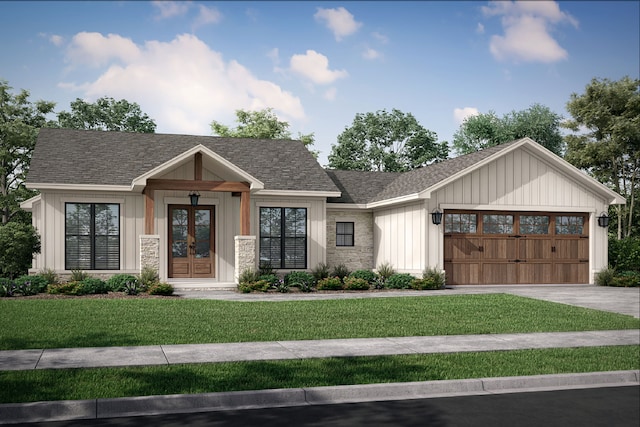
[65,203,120,270]
[336,222,354,246]
[259,207,307,269]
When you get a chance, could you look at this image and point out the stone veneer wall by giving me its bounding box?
[326,210,374,272]
[140,235,160,276]
[234,235,256,283]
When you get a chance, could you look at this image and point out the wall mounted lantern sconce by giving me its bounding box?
[431,208,443,225]
[597,212,609,228]
[189,191,200,207]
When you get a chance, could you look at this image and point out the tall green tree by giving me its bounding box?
[453,104,564,156]
[564,76,640,239]
[0,80,55,225]
[211,108,317,157]
[328,108,448,172]
[56,97,156,133]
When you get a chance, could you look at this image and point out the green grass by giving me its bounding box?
[0,346,637,404]
[1,294,638,350]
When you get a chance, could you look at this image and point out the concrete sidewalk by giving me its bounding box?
[1,329,639,372]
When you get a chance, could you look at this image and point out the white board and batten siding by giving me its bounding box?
[31,190,145,274]
[373,201,427,275]
[431,147,610,281]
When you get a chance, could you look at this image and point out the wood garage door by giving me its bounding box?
[444,211,589,285]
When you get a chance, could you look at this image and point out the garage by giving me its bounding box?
[444,210,589,285]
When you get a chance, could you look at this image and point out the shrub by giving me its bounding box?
[238,279,271,293]
[412,277,444,290]
[238,268,260,284]
[47,282,81,295]
[420,267,446,289]
[330,264,350,282]
[0,222,41,279]
[0,279,16,297]
[343,276,370,290]
[70,269,89,282]
[138,266,159,291]
[77,277,108,295]
[15,275,49,294]
[609,237,640,272]
[258,274,280,287]
[311,263,330,281]
[38,268,59,285]
[349,269,377,285]
[317,277,343,291]
[376,262,395,283]
[385,273,414,289]
[594,267,617,287]
[611,271,640,287]
[123,280,142,296]
[148,282,175,296]
[275,280,290,293]
[284,271,315,289]
[258,262,276,276]
[107,274,139,292]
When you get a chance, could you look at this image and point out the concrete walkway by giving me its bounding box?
[1,285,638,424]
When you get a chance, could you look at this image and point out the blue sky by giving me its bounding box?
[1,1,638,165]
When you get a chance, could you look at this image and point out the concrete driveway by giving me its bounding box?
[176,285,640,318]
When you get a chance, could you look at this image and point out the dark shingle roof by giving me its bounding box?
[326,140,522,204]
[28,128,339,193]
[326,170,403,204]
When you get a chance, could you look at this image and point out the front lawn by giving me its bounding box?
[1,294,638,350]
[0,346,637,403]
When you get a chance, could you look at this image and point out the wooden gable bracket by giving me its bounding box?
[143,153,251,236]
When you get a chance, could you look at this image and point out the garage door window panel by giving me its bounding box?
[520,215,549,235]
[445,213,477,233]
[482,214,513,234]
[555,216,585,235]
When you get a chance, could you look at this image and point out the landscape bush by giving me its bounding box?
[238,279,271,293]
[15,275,49,294]
[412,267,446,290]
[38,268,59,285]
[69,269,90,282]
[0,222,41,279]
[330,264,350,282]
[317,277,343,290]
[138,266,159,291]
[284,271,315,290]
[107,274,139,292]
[0,279,16,297]
[343,276,370,290]
[385,273,415,289]
[376,262,395,284]
[609,237,640,272]
[311,263,330,281]
[349,269,377,285]
[147,282,175,296]
[594,267,616,287]
[611,271,640,287]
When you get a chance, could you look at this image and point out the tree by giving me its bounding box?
[0,221,40,278]
[328,108,448,172]
[453,104,564,156]
[56,97,156,133]
[211,108,318,157]
[0,80,56,225]
[564,76,640,239]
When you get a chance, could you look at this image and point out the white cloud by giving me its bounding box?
[193,4,222,30]
[324,87,337,101]
[47,34,64,46]
[362,47,381,60]
[60,33,305,135]
[372,31,389,44]
[289,50,348,85]
[152,0,191,19]
[453,107,479,124]
[476,23,485,34]
[267,48,279,64]
[314,7,362,41]
[66,32,141,67]
[482,0,578,63]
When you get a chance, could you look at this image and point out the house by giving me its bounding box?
[21,128,625,287]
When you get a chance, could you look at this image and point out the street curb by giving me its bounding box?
[1,370,638,424]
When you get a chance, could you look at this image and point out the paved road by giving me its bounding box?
[13,386,639,427]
